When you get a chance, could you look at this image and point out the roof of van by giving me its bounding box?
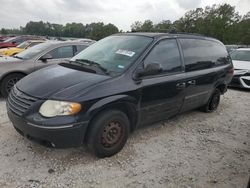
[115,32,220,42]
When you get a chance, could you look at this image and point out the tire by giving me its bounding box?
[0,73,25,98]
[87,110,130,158]
[200,88,221,113]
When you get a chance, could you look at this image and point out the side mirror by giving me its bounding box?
[136,63,162,77]
[39,54,52,62]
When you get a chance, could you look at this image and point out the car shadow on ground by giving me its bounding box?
[228,86,250,92]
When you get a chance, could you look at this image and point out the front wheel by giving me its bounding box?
[87,110,130,158]
[200,88,221,113]
[1,73,25,98]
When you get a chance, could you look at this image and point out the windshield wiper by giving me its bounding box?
[13,55,23,60]
[73,59,109,75]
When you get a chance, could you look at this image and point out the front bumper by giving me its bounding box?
[229,70,250,89]
[7,109,89,148]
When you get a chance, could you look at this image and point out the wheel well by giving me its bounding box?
[0,72,27,87]
[216,84,227,94]
[89,102,138,133]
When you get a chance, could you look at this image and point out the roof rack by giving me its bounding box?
[131,29,205,37]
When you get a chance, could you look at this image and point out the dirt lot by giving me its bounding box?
[0,88,249,188]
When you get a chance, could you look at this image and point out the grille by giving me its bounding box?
[230,77,240,85]
[242,78,250,86]
[7,87,38,116]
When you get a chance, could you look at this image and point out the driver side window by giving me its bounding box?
[144,39,182,74]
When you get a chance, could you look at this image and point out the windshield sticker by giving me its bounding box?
[116,49,135,57]
[118,65,125,69]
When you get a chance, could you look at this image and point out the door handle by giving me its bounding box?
[176,82,186,89]
[187,80,196,85]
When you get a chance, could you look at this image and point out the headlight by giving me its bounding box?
[39,100,81,117]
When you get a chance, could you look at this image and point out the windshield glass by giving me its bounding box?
[230,50,250,61]
[17,41,29,48]
[16,42,53,60]
[4,37,16,42]
[71,35,153,74]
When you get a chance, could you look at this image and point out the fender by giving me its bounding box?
[86,94,139,130]
[87,94,138,116]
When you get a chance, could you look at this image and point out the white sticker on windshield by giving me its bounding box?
[118,65,125,69]
[116,49,135,57]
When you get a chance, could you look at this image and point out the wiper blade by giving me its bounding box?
[74,59,108,75]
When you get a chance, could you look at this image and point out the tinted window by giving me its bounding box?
[48,46,74,59]
[75,45,87,55]
[144,39,182,73]
[180,39,229,72]
[230,50,250,61]
[29,42,42,47]
[15,38,26,45]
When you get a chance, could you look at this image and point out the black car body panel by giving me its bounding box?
[17,64,111,99]
[7,33,234,148]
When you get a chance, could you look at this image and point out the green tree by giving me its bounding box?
[131,21,143,32]
[0,28,8,34]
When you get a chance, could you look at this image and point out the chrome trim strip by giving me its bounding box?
[27,121,88,129]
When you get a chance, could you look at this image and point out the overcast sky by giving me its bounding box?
[0,0,249,31]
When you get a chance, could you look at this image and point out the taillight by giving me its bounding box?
[228,68,234,75]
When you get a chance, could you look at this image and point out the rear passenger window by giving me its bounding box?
[180,39,229,72]
[144,39,182,74]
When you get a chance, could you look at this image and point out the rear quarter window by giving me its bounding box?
[180,38,229,72]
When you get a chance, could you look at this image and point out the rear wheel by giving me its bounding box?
[0,73,25,97]
[200,88,221,112]
[87,110,130,158]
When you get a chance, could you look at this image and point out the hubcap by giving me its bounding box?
[101,121,123,148]
[6,77,20,93]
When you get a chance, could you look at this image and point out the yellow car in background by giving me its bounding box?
[0,40,45,56]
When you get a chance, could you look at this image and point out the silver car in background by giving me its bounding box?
[0,41,92,97]
[229,48,250,89]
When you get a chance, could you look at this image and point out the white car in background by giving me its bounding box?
[229,48,250,89]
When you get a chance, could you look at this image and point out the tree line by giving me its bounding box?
[1,4,250,44]
[1,22,119,41]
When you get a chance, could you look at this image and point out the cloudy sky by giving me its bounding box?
[0,0,249,31]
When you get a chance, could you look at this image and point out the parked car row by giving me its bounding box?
[0,35,45,49]
[0,40,45,56]
[4,32,234,158]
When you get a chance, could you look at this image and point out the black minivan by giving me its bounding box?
[7,33,234,158]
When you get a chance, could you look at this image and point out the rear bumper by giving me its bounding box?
[7,109,89,148]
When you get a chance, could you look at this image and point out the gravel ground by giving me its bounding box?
[0,88,249,188]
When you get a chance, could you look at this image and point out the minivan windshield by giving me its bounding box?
[15,42,53,60]
[230,50,250,61]
[71,35,153,75]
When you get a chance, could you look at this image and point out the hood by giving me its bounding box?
[16,64,111,99]
[232,60,250,70]
[0,47,10,52]
[0,56,22,63]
